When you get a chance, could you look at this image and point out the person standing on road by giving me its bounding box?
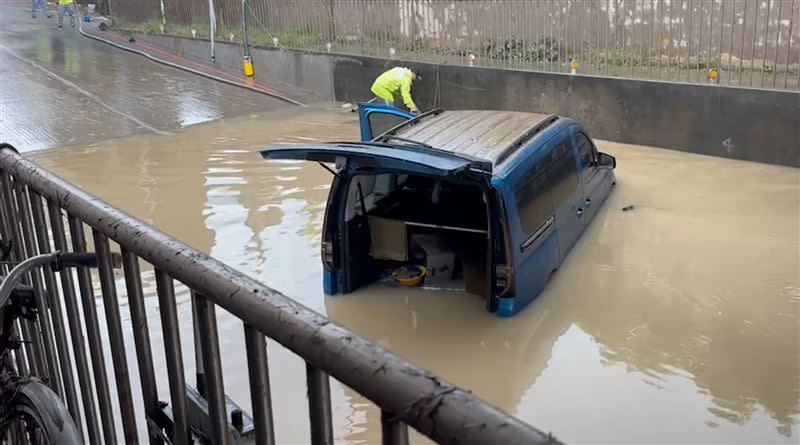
[57,0,76,28]
[370,67,422,114]
[32,0,52,19]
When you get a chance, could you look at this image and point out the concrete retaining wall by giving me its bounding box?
[136,34,800,167]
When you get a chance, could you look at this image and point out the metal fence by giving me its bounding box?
[0,142,557,444]
[107,0,800,91]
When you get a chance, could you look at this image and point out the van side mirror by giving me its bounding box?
[598,152,616,169]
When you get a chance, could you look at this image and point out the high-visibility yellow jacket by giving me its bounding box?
[59,0,74,6]
[370,67,417,111]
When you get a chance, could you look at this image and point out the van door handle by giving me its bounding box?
[576,207,584,217]
[584,198,592,207]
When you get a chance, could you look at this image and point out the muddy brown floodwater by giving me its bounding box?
[31,106,799,444]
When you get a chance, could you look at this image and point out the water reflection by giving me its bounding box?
[29,111,799,444]
[179,95,222,127]
[33,32,52,65]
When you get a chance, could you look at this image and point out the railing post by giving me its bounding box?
[381,410,409,445]
[0,174,43,377]
[195,294,229,445]
[154,270,190,445]
[28,191,81,425]
[244,325,276,445]
[306,363,334,445]
[14,184,60,396]
[47,200,100,444]
[121,250,162,445]
[92,229,139,443]
[68,216,117,444]
[192,293,206,397]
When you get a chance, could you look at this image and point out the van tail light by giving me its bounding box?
[494,194,513,297]
[321,241,335,270]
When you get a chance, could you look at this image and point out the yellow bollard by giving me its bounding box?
[243,55,254,77]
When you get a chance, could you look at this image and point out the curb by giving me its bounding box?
[78,23,306,107]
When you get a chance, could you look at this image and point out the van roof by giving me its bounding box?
[388,110,556,166]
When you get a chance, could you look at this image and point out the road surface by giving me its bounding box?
[0,0,285,152]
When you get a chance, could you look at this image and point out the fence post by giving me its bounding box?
[326,0,335,43]
[242,0,251,58]
[360,0,365,56]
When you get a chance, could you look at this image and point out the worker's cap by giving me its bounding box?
[412,69,423,80]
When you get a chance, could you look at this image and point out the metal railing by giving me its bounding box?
[0,143,558,444]
[107,0,800,91]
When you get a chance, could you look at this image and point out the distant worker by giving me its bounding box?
[57,0,76,28]
[370,67,421,114]
[31,0,51,19]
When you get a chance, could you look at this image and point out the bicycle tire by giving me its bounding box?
[1,380,82,444]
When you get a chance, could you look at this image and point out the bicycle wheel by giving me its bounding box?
[0,380,81,444]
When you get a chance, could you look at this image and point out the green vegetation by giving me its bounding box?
[481,36,561,63]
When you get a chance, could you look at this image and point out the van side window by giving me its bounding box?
[516,171,554,234]
[368,112,409,138]
[549,140,581,205]
[515,134,580,235]
[575,132,597,175]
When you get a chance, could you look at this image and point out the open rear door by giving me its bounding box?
[261,142,479,177]
[261,142,492,297]
[357,103,414,141]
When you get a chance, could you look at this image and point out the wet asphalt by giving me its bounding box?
[0,1,286,152]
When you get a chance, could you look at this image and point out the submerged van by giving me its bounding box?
[261,104,616,316]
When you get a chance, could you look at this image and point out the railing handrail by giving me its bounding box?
[0,145,558,444]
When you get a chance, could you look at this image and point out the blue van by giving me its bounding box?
[261,104,616,316]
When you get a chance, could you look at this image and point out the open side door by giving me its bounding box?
[357,103,414,141]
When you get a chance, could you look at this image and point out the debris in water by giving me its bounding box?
[622,205,635,212]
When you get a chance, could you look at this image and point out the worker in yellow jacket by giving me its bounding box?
[370,67,421,114]
[57,0,76,28]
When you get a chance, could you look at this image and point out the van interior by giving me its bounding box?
[342,172,491,298]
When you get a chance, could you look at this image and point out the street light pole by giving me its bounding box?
[242,0,251,58]
[241,0,253,76]
[208,0,216,62]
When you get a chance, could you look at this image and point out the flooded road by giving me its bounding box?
[30,108,800,444]
[2,1,798,441]
[0,2,283,151]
